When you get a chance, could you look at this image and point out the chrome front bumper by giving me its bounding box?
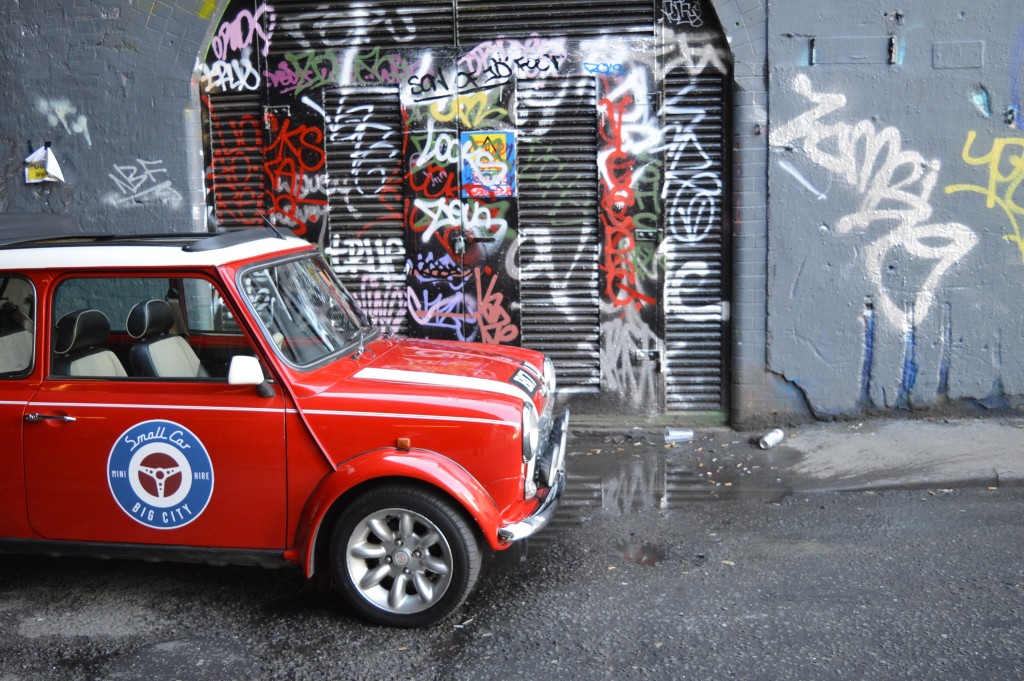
[498,409,569,543]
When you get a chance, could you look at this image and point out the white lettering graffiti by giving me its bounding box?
[773,74,978,329]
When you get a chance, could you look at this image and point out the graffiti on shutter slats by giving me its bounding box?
[325,86,407,335]
[659,18,730,412]
[204,92,266,230]
[519,77,602,393]
[199,0,730,416]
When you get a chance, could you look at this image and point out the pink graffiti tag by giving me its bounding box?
[211,3,275,61]
[473,268,518,345]
[264,51,337,95]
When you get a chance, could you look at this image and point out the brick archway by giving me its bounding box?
[704,0,776,426]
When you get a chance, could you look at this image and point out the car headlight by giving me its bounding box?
[543,357,557,395]
[522,401,539,462]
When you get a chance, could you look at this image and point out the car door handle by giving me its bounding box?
[24,413,77,423]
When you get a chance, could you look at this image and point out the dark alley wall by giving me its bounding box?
[2,1,1021,426]
[0,1,214,232]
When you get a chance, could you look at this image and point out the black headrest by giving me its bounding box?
[126,300,175,340]
[54,309,111,355]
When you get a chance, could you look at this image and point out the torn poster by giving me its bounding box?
[24,145,65,184]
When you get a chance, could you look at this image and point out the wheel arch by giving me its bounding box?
[291,448,506,578]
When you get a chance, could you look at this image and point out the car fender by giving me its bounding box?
[287,447,507,577]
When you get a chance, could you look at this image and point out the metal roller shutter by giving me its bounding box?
[323,86,409,335]
[661,66,728,412]
[518,77,602,393]
[457,0,656,42]
[201,0,731,414]
[268,0,455,50]
[205,92,266,230]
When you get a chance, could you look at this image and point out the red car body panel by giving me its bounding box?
[0,232,567,582]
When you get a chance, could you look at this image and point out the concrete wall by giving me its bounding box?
[767,2,1024,419]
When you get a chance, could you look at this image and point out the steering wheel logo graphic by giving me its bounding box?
[108,420,214,530]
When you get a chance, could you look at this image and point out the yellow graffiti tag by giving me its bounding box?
[429,92,508,129]
[944,131,1024,263]
[197,0,218,20]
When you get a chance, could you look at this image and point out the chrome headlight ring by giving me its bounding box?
[543,357,557,396]
[522,401,540,500]
[522,400,539,462]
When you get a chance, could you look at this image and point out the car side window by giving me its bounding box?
[51,275,258,380]
[181,277,242,335]
[0,274,35,377]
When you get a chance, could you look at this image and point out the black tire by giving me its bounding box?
[329,485,481,628]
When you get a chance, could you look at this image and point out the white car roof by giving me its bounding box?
[0,231,314,271]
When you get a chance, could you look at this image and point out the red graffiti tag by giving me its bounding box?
[204,94,264,227]
[599,91,655,311]
[263,113,328,236]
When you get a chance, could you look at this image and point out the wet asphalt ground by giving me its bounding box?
[1,428,1022,680]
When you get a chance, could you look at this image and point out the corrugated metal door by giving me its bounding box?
[200,0,730,415]
[660,66,728,412]
[323,86,408,335]
[518,77,602,393]
[205,92,266,230]
[457,0,656,41]
[458,0,655,395]
[268,0,455,49]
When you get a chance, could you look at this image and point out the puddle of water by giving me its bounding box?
[103,638,254,679]
[618,543,664,566]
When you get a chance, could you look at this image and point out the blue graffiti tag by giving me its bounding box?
[1010,26,1024,129]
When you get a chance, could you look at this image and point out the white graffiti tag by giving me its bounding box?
[36,97,92,147]
[772,74,977,330]
[105,159,183,208]
[662,0,704,27]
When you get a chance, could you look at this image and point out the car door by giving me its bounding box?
[0,273,39,537]
[23,272,289,550]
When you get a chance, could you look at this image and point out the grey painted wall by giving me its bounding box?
[768,2,1024,418]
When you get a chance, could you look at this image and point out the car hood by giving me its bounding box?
[351,337,547,405]
[287,337,550,469]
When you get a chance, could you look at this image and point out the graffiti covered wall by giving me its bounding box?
[14,0,1023,423]
[199,0,734,416]
[768,2,1024,417]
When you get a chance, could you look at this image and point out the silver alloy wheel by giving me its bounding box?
[345,507,455,615]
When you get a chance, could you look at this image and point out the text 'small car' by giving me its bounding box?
[0,217,568,627]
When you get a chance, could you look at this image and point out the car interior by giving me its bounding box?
[44,276,260,380]
[0,275,35,375]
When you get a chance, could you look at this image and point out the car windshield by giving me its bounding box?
[239,254,373,366]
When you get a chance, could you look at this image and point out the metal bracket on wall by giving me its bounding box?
[809,36,896,65]
[631,348,663,370]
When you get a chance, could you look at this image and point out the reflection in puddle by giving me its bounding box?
[618,543,664,566]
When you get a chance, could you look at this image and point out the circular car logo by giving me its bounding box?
[108,420,214,530]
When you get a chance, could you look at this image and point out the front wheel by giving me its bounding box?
[330,485,481,627]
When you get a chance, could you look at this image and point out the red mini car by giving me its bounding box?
[0,216,568,627]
